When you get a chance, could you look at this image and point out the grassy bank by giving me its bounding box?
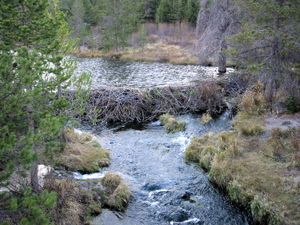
[185,84,300,225]
[57,129,110,173]
[71,42,198,65]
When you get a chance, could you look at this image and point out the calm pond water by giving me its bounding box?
[73,57,233,89]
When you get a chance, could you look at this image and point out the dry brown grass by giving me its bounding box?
[185,85,300,225]
[58,129,110,173]
[101,172,131,211]
[121,42,198,65]
[44,178,101,225]
[71,42,198,65]
[159,114,186,133]
[201,113,213,124]
[233,113,264,136]
[241,81,266,115]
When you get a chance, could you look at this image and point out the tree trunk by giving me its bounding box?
[31,162,40,192]
[218,40,227,74]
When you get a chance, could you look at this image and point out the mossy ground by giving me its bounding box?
[185,83,300,225]
[159,114,186,133]
[58,129,110,173]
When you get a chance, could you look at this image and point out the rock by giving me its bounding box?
[181,191,192,201]
[165,209,189,222]
[142,182,162,191]
[37,164,52,188]
[282,121,292,126]
[92,209,121,225]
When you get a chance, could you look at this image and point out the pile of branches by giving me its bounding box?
[77,80,227,124]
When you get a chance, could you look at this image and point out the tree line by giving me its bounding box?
[60,0,200,51]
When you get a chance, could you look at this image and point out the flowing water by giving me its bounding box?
[73,57,233,89]
[74,114,251,225]
[71,57,249,225]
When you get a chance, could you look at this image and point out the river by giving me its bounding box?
[72,57,250,225]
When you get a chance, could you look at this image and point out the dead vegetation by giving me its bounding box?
[185,82,300,225]
[44,178,101,225]
[75,81,226,124]
[58,129,110,173]
[41,173,130,224]
[72,22,198,65]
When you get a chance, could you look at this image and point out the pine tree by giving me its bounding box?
[100,0,144,51]
[0,0,88,223]
[70,0,87,46]
[227,0,300,102]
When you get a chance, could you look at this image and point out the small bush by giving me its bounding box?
[291,153,300,168]
[241,81,266,115]
[199,145,216,170]
[159,114,186,133]
[250,199,281,225]
[237,122,264,136]
[101,172,130,211]
[44,179,101,225]
[101,173,122,191]
[286,96,300,113]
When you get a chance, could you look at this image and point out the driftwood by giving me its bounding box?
[73,80,227,124]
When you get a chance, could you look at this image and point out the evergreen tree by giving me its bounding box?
[70,0,87,45]
[83,0,103,25]
[0,0,88,223]
[185,0,200,25]
[100,0,144,51]
[156,0,199,24]
[156,0,174,23]
[227,0,300,102]
[144,0,160,21]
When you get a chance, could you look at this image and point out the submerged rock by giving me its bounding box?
[142,182,163,191]
[165,209,189,222]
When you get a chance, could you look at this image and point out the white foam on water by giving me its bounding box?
[73,171,105,180]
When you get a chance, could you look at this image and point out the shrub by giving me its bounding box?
[44,179,101,225]
[250,199,281,225]
[101,172,130,211]
[236,121,264,136]
[241,81,266,115]
[159,114,186,133]
[286,96,300,113]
